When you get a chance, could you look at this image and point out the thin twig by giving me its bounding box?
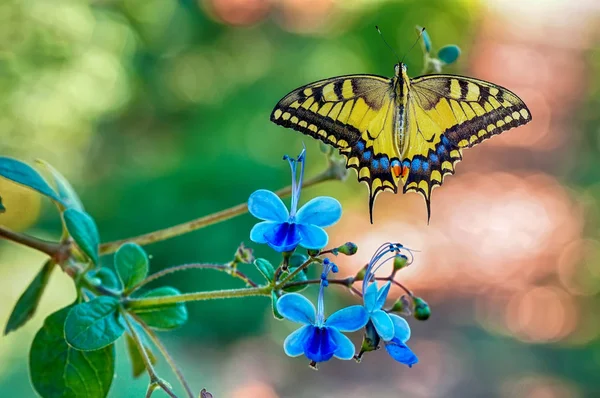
[99,167,342,255]
[130,312,194,398]
[128,263,257,295]
[274,257,319,289]
[0,225,62,257]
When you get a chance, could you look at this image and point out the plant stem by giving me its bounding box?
[99,167,342,255]
[0,225,62,257]
[121,310,179,398]
[130,312,194,398]
[126,286,271,310]
[274,257,319,289]
[129,263,257,295]
[282,277,354,290]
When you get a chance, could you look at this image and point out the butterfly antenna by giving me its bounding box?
[401,27,426,64]
[375,26,401,64]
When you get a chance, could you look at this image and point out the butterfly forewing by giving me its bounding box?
[402,75,532,219]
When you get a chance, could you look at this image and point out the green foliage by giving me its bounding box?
[35,159,84,211]
[271,291,283,320]
[438,45,461,64]
[0,195,4,213]
[65,296,125,351]
[131,287,188,330]
[125,333,157,378]
[0,157,63,205]
[88,267,121,291]
[281,254,309,292]
[254,258,275,282]
[30,305,115,398]
[4,260,55,334]
[64,208,100,265]
[115,243,149,291]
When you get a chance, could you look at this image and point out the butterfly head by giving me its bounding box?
[394,63,408,78]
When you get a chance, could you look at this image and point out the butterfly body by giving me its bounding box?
[271,63,531,222]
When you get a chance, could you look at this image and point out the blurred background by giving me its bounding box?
[1,0,599,396]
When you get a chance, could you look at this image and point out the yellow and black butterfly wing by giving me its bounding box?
[271,75,402,219]
[402,74,532,219]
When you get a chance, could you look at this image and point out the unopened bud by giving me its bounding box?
[355,321,380,362]
[413,297,431,321]
[307,248,321,257]
[391,295,412,316]
[393,254,408,271]
[337,242,358,256]
[234,243,254,264]
[354,267,366,281]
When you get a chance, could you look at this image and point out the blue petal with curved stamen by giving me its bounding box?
[389,314,411,343]
[297,224,328,250]
[385,339,418,367]
[264,222,301,252]
[370,309,394,341]
[330,328,356,360]
[363,282,379,312]
[249,221,280,244]
[295,197,342,227]
[276,293,316,324]
[325,305,369,332]
[304,326,336,363]
[248,189,289,222]
[374,281,391,310]
[283,325,313,357]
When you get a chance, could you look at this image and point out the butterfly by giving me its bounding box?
[270,61,532,223]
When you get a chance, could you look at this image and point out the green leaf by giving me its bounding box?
[4,260,55,335]
[115,243,149,291]
[437,45,461,64]
[282,255,309,292]
[0,157,63,204]
[88,267,121,291]
[35,159,84,211]
[125,333,157,378]
[132,287,188,330]
[65,296,125,350]
[64,208,100,265]
[271,291,283,320]
[254,258,275,282]
[0,195,5,213]
[30,305,115,398]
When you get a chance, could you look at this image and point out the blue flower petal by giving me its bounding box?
[363,282,379,312]
[384,339,418,367]
[325,305,369,332]
[276,293,316,324]
[329,328,356,360]
[296,224,328,250]
[304,326,336,363]
[283,325,313,357]
[374,281,391,310]
[249,221,280,244]
[295,196,342,227]
[370,309,394,341]
[264,222,301,252]
[389,313,411,343]
[248,189,289,222]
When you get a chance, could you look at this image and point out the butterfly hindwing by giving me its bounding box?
[271,75,402,218]
[402,75,532,219]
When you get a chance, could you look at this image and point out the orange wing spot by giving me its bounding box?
[392,164,402,178]
[401,165,410,179]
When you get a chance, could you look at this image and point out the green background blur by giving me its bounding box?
[1,0,600,396]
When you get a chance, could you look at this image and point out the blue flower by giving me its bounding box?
[248,148,342,252]
[361,243,418,366]
[276,260,368,367]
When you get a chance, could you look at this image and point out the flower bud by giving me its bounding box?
[416,25,431,53]
[413,297,431,321]
[354,267,366,281]
[337,242,358,256]
[437,45,461,64]
[391,295,412,316]
[234,243,254,264]
[355,321,380,362]
[393,254,408,271]
[307,248,321,257]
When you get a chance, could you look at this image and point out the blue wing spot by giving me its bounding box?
[437,145,447,155]
[372,159,380,169]
[357,141,365,151]
[380,157,390,169]
[402,160,411,168]
[430,154,439,163]
[422,161,430,172]
[363,151,372,160]
[412,158,422,171]
[441,135,450,146]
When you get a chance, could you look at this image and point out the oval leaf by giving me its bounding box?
[115,243,149,291]
[254,258,275,282]
[65,296,125,350]
[131,287,188,330]
[88,267,121,291]
[437,45,461,64]
[271,291,283,320]
[30,305,115,398]
[36,159,84,211]
[125,333,157,378]
[64,208,100,265]
[0,157,63,204]
[4,260,55,335]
